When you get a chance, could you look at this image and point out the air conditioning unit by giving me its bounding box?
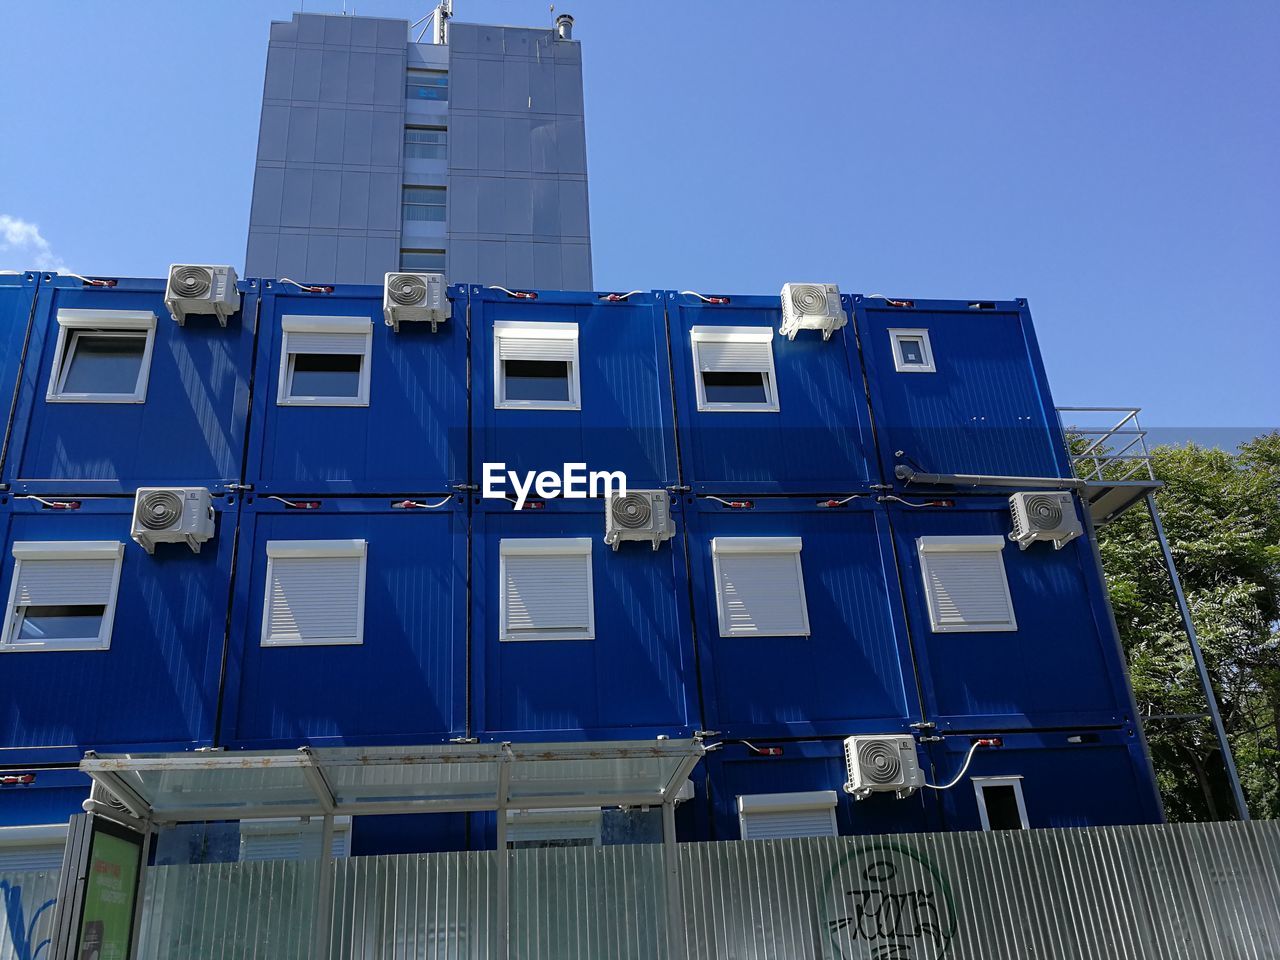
[779,283,846,341]
[132,487,216,554]
[1009,491,1082,551]
[604,490,674,551]
[843,735,924,800]
[165,265,241,326]
[384,272,450,332]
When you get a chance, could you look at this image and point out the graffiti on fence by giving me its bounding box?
[1,880,56,960]
[822,842,957,960]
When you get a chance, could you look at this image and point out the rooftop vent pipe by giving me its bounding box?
[555,13,574,40]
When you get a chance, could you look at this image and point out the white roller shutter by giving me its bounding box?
[3,542,125,650]
[500,539,594,641]
[494,321,578,362]
[285,332,369,355]
[712,537,810,637]
[694,338,773,373]
[262,541,367,646]
[917,536,1017,632]
[738,792,838,840]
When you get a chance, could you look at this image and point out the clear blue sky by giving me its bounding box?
[1,1,1275,441]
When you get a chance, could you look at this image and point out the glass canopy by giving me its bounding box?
[81,740,705,823]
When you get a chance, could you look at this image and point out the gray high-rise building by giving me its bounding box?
[245,10,592,288]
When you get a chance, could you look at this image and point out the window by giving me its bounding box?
[239,817,351,861]
[493,321,581,411]
[261,540,367,647]
[400,249,446,272]
[690,326,779,412]
[889,328,936,373]
[46,309,157,403]
[403,186,446,223]
[712,537,810,637]
[0,824,68,871]
[406,68,448,101]
[974,777,1029,831]
[1,541,125,652]
[405,126,447,160]
[917,536,1017,633]
[737,791,838,840]
[277,315,372,407]
[505,808,602,850]
[499,539,594,641]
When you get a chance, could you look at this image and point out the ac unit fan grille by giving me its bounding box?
[612,494,653,529]
[170,266,212,298]
[789,284,829,316]
[138,491,184,530]
[857,740,903,785]
[1025,495,1064,530]
[388,275,427,306]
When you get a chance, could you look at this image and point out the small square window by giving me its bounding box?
[917,536,1017,633]
[277,316,373,407]
[494,322,580,411]
[406,69,449,101]
[889,328,936,373]
[1,542,125,652]
[712,537,810,637]
[46,309,157,403]
[400,249,446,272]
[261,540,367,647]
[403,186,446,223]
[737,791,838,840]
[405,126,447,161]
[973,777,1029,831]
[499,539,594,641]
[691,326,779,412]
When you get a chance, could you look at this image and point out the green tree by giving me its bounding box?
[1093,433,1280,820]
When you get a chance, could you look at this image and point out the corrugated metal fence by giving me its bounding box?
[0,869,60,960]
[129,820,1280,959]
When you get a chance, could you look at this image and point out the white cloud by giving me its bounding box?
[0,214,68,273]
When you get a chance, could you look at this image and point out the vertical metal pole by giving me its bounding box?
[661,801,686,960]
[314,815,336,960]
[1145,493,1250,820]
[495,745,513,960]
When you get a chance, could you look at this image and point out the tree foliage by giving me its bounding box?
[1093,433,1280,820]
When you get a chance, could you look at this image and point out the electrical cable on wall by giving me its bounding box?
[921,739,998,791]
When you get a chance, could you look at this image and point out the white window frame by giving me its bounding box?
[277,315,373,407]
[973,776,1030,831]
[888,328,936,373]
[917,535,1017,633]
[711,537,810,638]
[690,325,779,413]
[505,807,603,849]
[0,541,125,652]
[737,791,838,840]
[499,538,594,641]
[46,309,157,403]
[493,320,581,411]
[261,540,367,647]
[238,816,352,861]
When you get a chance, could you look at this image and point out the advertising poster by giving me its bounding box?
[75,824,143,960]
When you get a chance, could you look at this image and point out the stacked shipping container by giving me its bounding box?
[0,272,1162,863]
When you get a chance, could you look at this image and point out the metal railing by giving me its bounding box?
[1057,406,1156,483]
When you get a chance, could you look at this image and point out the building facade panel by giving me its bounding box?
[471,496,698,742]
[4,275,256,494]
[665,291,876,493]
[0,495,235,764]
[856,296,1071,485]
[244,280,466,494]
[221,495,467,749]
[684,497,919,740]
[888,496,1134,731]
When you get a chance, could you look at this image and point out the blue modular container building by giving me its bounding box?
[0,271,1161,866]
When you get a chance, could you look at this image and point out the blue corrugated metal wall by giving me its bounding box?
[0,273,1161,849]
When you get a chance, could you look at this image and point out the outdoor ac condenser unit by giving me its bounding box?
[165,264,241,326]
[604,490,674,551]
[1009,491,1082,551]
[843,734,924,800]
[779,283,846,341]
[384,272,450,332]
[132,487,215,554]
